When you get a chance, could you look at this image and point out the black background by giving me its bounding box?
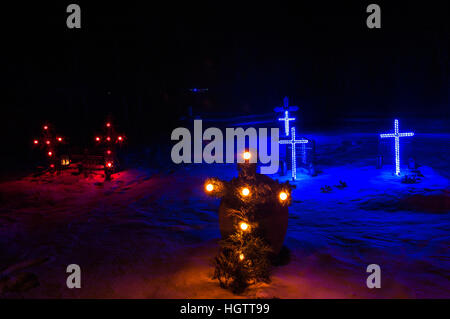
[1,1,448,172]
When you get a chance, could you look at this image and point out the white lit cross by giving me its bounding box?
[275,96,298,136]
[278,110,295,137]
[380,119,414,176]
[279,127,308,180]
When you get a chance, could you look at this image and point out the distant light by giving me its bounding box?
[33,140,39,144]
[95,137,100,142]
[46,140,50,145]
[43,125,48,130]
[205,183,214,192]
[50,164,55,168]
[117,136,123,141]
[279,192,288,201]
[48,151,53,156]
[106,137,111,142]
[241,188,250,196]
[106,122,111,127]
[106,162,113,168]
[239,254,244,261]
[243,151,251,161]
[239,222,249,231]
[57,137,62,142]
[106,150,111,155]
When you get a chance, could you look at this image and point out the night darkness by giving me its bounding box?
[3,1,449,172]
[0,1,449,302]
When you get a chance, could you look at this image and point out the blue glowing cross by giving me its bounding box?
[279,127,308,180]
[278,110,295,136]
[380,119,414,176]
[275,97,298,136]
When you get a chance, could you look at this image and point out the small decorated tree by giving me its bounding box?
[205,151,293,293]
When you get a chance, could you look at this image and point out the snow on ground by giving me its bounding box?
[0,133,448,298]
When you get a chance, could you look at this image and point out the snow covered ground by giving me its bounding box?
[0,132,448,298]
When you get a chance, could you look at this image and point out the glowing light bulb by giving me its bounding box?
[95,137,100,142]
[241,188,250,196]
[33,140,39,144]
[239,222,249,231]
[117,136,123,141]
[279,192,288,201]
[205,183,214,192]
[43,125,48,130]
[57,137,62,142]
[48,151,53,156]
[239,254,244,261]
[243,151,251,161]
[106,162,113,168]
[106,122,111,127]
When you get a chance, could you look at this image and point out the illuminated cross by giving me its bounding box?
[380,119,414,176]
[279,127,308,180]
[275,96,298,136]
[278,110,295,137]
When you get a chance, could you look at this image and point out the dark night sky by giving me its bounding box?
[1,1,448,169]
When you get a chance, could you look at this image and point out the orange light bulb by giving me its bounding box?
[279,192,288,201]
[205,183,214,192]
[239,222,249,231]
